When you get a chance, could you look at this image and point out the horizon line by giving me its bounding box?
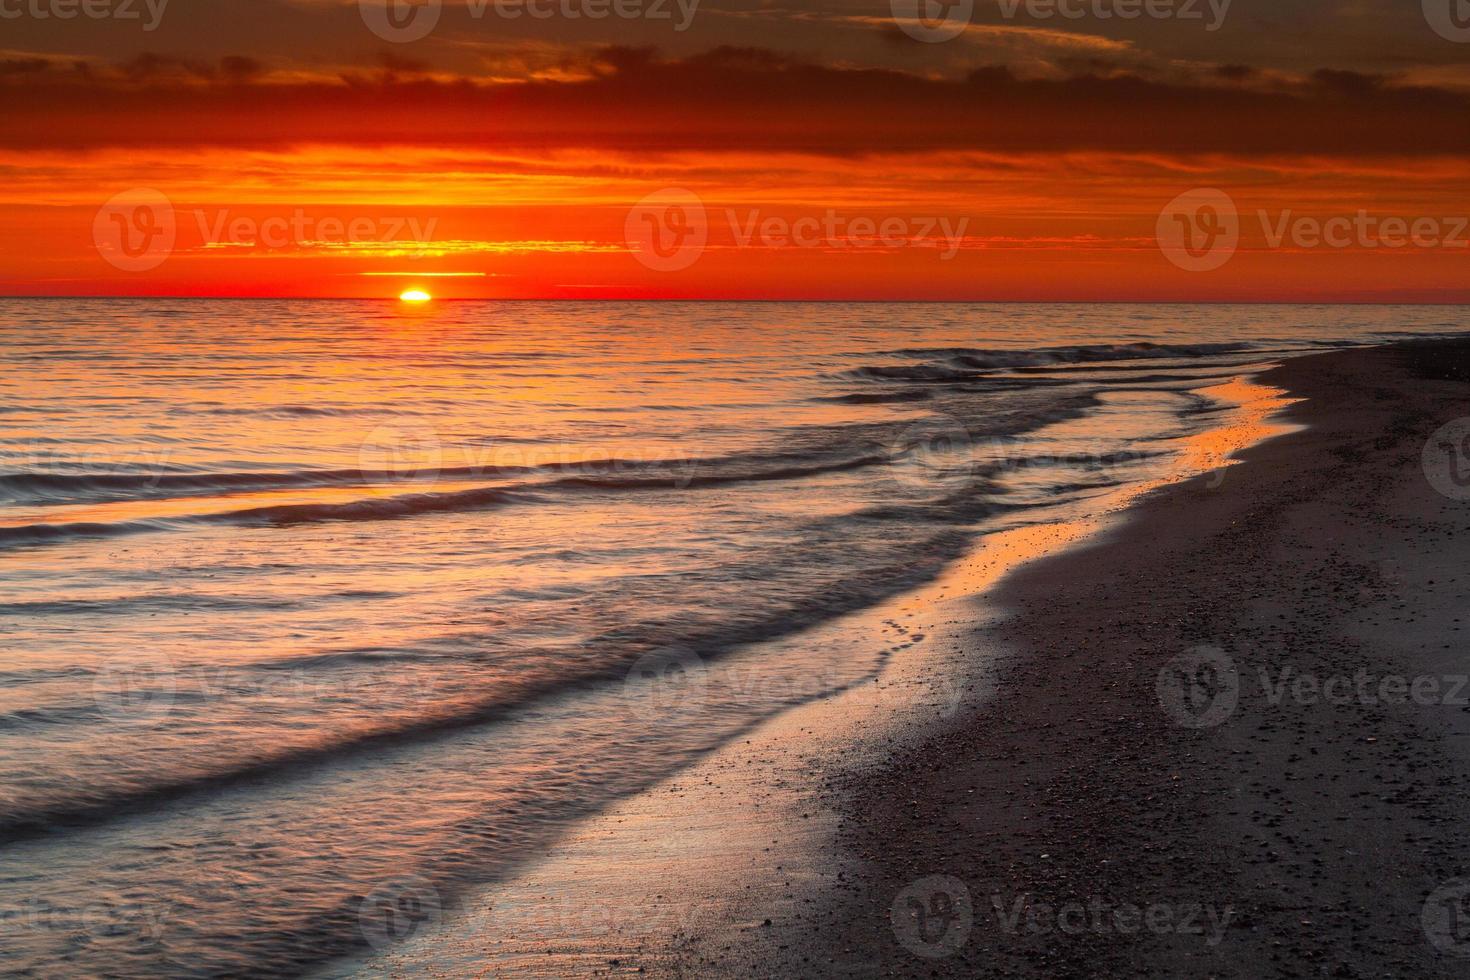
[3,296,1470,307]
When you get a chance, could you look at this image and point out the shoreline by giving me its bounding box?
[703,337,1470,977]
[332,358,1308,976]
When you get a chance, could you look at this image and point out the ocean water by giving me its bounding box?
[0,299,1461,976]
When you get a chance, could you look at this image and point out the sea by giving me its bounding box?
[0,299,1462,975]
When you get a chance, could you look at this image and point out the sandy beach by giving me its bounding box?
[688,338,1470,977]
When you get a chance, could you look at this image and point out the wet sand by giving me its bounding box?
[695,338,1470,977]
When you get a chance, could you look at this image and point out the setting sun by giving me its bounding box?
[399,290,432,303]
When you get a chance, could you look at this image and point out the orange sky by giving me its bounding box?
[2,3,1468,300]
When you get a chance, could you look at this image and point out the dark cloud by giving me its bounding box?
[0,58,51,75]
[116,53,266,83]
[1312,68,1392,96]
[1216,64,1257,82]
[1056,57,1146,77]
[2,48,1466,157]
[585,45,660,75]
[876,24,932,47]
[220,56,265,82]
[118,52,217,81]
[375,51,430,75]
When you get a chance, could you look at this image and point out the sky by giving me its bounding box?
[1,0,1468,300]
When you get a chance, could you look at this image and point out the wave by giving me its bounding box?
[879,341,1260,368]
[0,463,567,506]
[846,363,991,383]
[0,453,904,551]
[198,404,362,418]
[0,506,994,843]
[556,452,888,490]
[1009,358,1276,375]
[845,341,1270,383]
[0,393,1123,552]
[0,467,412,505]
[0,589,398,617]
[0,486,528,550]
[816,390,935,405]
[0,440,905,509]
